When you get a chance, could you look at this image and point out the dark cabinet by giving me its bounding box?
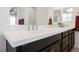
[41,40,61,52]
[61,31,69,52]
[68,29,75,51]
[68,35,72,51]
[40,46,51,52]
[63,45,68,52]
[62,37,68,52]
[71,32,75,48]
[61,29,75,52]
[20,34,61,52]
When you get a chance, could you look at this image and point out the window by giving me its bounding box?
[53,8,61,22]
[10,16,16,25]
[10,7,17,25]
[62,8,73,21]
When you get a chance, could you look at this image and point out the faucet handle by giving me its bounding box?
[36,25,38,30]
[28,25,30,30]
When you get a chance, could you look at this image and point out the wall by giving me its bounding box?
[75,31,79,48]
[36,7,48,25]
[28,7,36,25]
[0,7,9,52]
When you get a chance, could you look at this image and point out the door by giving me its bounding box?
[75,16,79,31]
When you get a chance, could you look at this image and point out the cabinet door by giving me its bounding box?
[50,40,60,52]
[16,34,61,52]
[63,37,68,52]
[71,32,75,48]
[68,35,72,51]
[63,45,68,52]
[40,40,60,52]
[63,37,68,48]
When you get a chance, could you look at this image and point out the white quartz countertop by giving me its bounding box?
[3,26,75,48]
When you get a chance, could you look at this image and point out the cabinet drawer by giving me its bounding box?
[62,31,68,37]
[69,30,73,34]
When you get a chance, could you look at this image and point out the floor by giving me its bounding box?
[71,48,79,52]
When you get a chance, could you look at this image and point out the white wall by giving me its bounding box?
[36,7,48,25]
[28,7,36,25]
[0,7,9,52]
[75,31,79,48]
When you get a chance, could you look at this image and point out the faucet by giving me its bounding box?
[27,24,38,31]
[32,24,38,30]
[32,24,34,30]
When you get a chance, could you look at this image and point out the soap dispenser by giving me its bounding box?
[48,16,52,25]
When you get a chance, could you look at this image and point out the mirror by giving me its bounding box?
[9,7,73,27]
[10,7,37,26]
[9,7,50,26]
[62,8,73,21]
[53,8,61,23]
[9,7,55,26]
[10,7,17,25]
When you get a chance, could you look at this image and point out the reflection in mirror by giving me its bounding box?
[28,7,36,25]
[53,8,61,23]
[62,8,73,21]
[9,7,74,29]
[10,7,17,25]
[10,7,37,26]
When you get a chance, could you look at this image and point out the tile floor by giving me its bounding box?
[71,48,79,52]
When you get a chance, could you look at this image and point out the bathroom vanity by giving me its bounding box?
[4,26,75,52]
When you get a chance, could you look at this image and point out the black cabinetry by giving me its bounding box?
[41,40,61,52]
[61,29,75,52]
